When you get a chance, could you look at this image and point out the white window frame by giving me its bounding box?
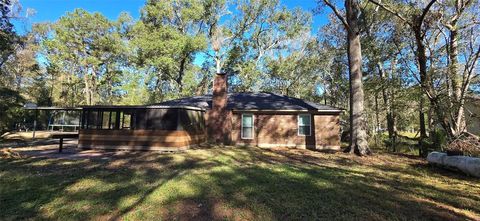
[241,113,254,139]
[297,114,311,136]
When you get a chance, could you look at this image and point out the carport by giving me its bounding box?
[23,104,82,138]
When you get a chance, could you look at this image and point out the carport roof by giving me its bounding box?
[23,106,82,111]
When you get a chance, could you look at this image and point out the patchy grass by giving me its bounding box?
[371,132,420,155]
[397,131,420,139]
[1,131,54,140]
[0,147,479,221]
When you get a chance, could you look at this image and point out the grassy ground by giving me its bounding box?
[369,131,422,155]
[397,131,420,139]
[0,147,479,221]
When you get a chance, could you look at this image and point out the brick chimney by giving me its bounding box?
[207,73,231,144]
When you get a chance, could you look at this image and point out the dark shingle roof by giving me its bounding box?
[156,92,342,112]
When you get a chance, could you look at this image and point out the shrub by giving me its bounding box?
[431,129,448,150]
[0,88,25,134]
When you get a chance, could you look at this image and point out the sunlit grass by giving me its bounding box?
[0,147,479,220]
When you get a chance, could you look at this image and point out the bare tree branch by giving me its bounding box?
[322,0,350,30]
[419,0,439,27]
[366,0,411,26]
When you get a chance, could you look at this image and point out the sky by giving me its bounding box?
[11,0,331,73]
[12,0,329,34]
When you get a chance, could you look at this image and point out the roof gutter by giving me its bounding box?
[81,105,206,111]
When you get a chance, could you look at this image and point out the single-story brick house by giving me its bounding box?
[78,73,342,150]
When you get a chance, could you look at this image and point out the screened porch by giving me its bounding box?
[78,106,207,150]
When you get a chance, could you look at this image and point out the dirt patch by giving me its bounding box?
[264,147,426,168]
[211,200,254,221]
[159,199,254,221]
[1,131,60,140]
[0,148,22,159]
[3,141,118,160]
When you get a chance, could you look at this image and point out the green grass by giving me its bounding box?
[1,147,479,221]
[397,131,420,139]
[370,131,421,155]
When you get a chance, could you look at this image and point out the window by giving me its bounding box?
[146,109,178,130]
[241,114,254,139]
[102,111,111,129]
[110,111,117,129]
[83,110,124,130]
[86,111,101,129]
[121,112,132,129]
[298,114,311,136]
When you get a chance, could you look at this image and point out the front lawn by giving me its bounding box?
[0,147,479,220]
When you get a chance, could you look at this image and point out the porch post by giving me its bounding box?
[32,109,37,139]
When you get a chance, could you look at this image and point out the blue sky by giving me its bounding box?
[12,0,331,71]
[13,0,329,34]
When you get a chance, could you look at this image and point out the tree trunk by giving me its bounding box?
[428,103,434,134]
[413,24,429,142]
[346,0,370,155]
[153,77,162,102]
[374,90,380,147]
[389,71,397,152]
[49,73,55,106]
[176,55,188,93]
[324,91,328,105]
[448,24,466,136]
[215,55,222,74]
[415,22,456,141]
[378,62,396,151]
[419,96,426,156]
[84,73,92,105]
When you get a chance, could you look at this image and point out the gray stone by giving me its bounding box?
[426,152,446,165]
[444,155,467,170]
[427,152,480,178]
[465,157,480,177]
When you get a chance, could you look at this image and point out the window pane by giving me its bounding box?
[299,115,310,125]
[130,111,136,129]
[147,109,177,130]
[242,115,253,127]
[102,111,110,129]
[242,127,253,139]
[122,113,131,129]
[87,111,98,129]
[110,111,117,129]
[299,126,311,136]
[299,126,306,135]
[82,111,87,129]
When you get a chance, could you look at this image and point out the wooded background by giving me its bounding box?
[0,0,479,155]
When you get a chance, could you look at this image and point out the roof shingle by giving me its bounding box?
[156,92,342,112]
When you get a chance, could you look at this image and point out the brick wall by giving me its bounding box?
[231,112,340,150]
[207,73,232,144]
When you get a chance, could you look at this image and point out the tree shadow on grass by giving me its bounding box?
[194,148,480,220]
[130,148,479,220]
[0,152,214,220]
[262,148,480,215]
[0,147,479,220]
[163,160,475,220]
